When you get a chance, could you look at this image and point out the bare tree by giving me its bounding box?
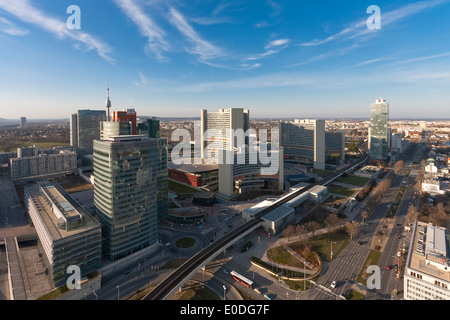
[324,213,339,228]
[305,221,321,238]
[295,224,308,242]
[344,221,359,240]
[393,160,404,175]
[405,205,419,226]
[360,210,369,224]
[282,225,296,241]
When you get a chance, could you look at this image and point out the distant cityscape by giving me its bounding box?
[0,90,449,302]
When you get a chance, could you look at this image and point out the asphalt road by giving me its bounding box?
[302,144,425,300]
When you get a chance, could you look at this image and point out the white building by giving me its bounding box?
[200,108,250,163]
[404,221,450,300]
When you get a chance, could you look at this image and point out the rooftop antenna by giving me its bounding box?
[106,85,111,121]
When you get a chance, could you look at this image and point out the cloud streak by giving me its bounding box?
[0,0,114,63]
[0,17,29,36]
[168,7,222,63]
[299,0,448,47]
[113,0,169,62]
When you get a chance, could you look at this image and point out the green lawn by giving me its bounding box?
[336,175,370,187]
[327,185,357,197]
[168,180,198,194]
[357,250,382,285]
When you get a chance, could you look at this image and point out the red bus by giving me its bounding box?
[230,271,253,288]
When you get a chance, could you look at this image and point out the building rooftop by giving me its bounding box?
[26,181,100,241]
[408,221,450,282]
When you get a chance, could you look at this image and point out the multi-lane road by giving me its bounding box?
[303,143,425,300]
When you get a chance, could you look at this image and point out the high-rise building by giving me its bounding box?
[279,119,326,170]
[70,110,106,154]
[20,117,26,128]
[100,120,132,139]
[325,131,346,165]
[112,108,137,135]
[93,135,159,261]
[137,118,160,138]
[24,180,102,287]
[200,108,250,163]
[369,98,389,161]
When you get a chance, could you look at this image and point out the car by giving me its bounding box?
[397,251,402,257]
[386,265,392,270]
[264,294,273,300]
[254,288,263,294]
[357,241,363,246]
[330,281,337,289]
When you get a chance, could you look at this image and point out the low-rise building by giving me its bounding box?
[404,221,450,300]
[24,180,102,287]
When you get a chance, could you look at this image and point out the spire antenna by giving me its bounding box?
[106,85,111,121]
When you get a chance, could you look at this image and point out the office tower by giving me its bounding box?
[93,135,159,261]
[200,108,250,163]
[24,180,102,287]
[279,119,326,170]
[70,110,106,154]
[100,120,132,139]
[102,118,168,221]
[404,221,450,300]
[369,98,389,161]
[137,118,160,138]
[20,117,26,128]
[112,108,137,135]
[325,131,346,164]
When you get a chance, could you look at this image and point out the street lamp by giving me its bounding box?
[223,285,226,300]
[330,241,337,260]
[117,285,120,300]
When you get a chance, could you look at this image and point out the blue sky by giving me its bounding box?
[1,0,450,119]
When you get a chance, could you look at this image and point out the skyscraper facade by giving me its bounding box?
[279,119,326,170]
[70,110,106,154]
[200,108,250,163]
[369,98,389,161]
[93,135,158,261]
[112,108,137,135]
[137,118,161,138]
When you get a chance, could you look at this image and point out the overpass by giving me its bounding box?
[143,145,368,300]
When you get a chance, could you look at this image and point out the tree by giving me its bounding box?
[324,213,339,228]
[344,221,359,240]
[405,205,419,226]
[393,160,404,175]
[295,224,308,242]
[360,210,369,224]
[305,221,321,238]
[282,225,296,241]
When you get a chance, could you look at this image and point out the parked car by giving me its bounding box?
[330,281,337,289]
[254,288,263,294]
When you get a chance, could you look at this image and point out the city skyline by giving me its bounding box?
[1,0,450,119]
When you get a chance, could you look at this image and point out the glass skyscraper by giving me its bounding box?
[369,98,389,161]
[93,135,159,261]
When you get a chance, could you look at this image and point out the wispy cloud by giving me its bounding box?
[0,0,114,63]
[113,0,169,62]
[299,0,448,47]
[240,63,262,70]
[265,38,289,49]
[168,6,222,63]
[245,38,289,61]
[0,17,29,36]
